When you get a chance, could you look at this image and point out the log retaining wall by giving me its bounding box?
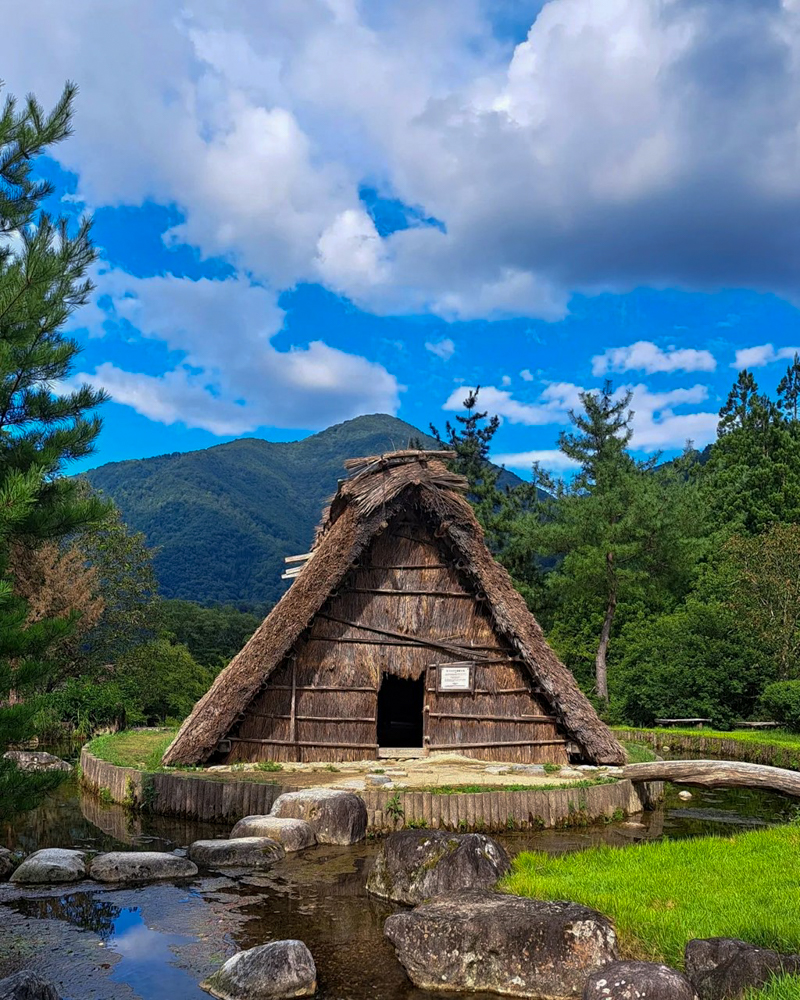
[80,748,661,833]
[617,729,800,771]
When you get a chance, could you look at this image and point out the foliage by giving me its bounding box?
[0,758,67,822]
[112,639,212,726]
[504,826,800,967]
[0,82,110,744]
[159,599,260,668]
[760,682,800,733]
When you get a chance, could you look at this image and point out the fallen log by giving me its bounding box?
[623,759,800,797]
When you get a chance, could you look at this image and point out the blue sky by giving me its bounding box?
[5,1,800,477]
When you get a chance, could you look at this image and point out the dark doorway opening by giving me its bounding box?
[377,675,424,747]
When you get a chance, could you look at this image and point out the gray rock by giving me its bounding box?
[3,751,71,773]
[0,971,61,1000]
[558,768,584,779]
[511,764,546,775]
[270,788,367,845]
[367,830,511,905]
[11,848,87,885]
[365,774,393,787]
[584,961,698,999]
[189,837,284,869]
[686,938,800,999]
[384,889,618,996]
[0,848,16,879]
[201,939,316,999]
[91,851,198,883]
[230,816,316,852]
[485,765,510,774]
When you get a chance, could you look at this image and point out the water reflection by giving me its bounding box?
[0,775,795,1000]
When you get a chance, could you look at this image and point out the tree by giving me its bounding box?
[0,82,108,736]
[430,388,516,551]
[511,384,705,704]
[777,353,800,424]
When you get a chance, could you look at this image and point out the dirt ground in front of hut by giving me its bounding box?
[204,752,621,791]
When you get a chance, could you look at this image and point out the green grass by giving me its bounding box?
[503,825,800,968]
[622,740,658,764]
[87,729,178,771]
[747,976,800,999]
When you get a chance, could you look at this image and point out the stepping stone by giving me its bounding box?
[230,816,316,852]
[385,889,618,997]
[0,848,16,879]
[201,939,316,999]
[584,960,696,999]
[11,849,88,885]
[0,970,62,999]
[189,837,284,868]
[91,851,198,883]
[270,788,367,845]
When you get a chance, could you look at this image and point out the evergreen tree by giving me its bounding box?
[430,388,515,551]
[0,82,108,736]
[778,353,800,423]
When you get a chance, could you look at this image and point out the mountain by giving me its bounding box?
[84,414,523,609]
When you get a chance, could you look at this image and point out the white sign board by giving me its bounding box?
[438,665,473,692]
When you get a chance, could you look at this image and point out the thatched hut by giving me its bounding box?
[162,451,624,767]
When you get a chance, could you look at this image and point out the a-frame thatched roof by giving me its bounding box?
[162,451,625,766]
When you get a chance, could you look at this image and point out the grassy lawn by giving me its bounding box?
[748,977,800,999]
[86,729,179,771]
[503,825,800,969]
[616,726,800,765]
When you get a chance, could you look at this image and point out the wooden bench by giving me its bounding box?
[734,721,780,729]
[654,718,712,729]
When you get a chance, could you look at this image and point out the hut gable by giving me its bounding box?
[162,451,625,767]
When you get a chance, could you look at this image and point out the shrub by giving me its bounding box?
[760,681,800,732]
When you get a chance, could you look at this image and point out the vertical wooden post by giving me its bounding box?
[290,658,298,762]
[423,664,431,755]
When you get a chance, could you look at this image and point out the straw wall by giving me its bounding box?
[225,511,568,764]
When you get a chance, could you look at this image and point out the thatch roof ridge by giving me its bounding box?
[162,451,624,766]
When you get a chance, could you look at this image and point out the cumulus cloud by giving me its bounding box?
[732,343,800,368]
[425,338,456,361]
[73,269,401,433]
[445,380,718,453]
[493,449,580,472]
[4,0,800,324]
[519,369,534,381]
[593,341,717,376]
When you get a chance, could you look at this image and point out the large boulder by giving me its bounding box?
[189,838,285,869]
[230,816,316,852]
[0,971,61,1000]
[384,889,618,997]
[0,848,17,879]
[686,938,800,999]
[201,940,316,999]
[11,849,87,885]
[270,788,367,846]
[90,851,198,883]
[3,751,71,773]
[367,830,511,905]
[583,961,697,999]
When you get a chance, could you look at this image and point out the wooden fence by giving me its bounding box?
[80,748,661,833]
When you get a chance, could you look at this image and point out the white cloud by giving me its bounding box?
[5,0,800,324]
[73,269,401,433]
[732,343,800,369]
[593,341,717,376]
[519,369,534,381]
[500,374,511,386]
[445,379,717,455]
[425,338,456,361]
[493,449,580,472]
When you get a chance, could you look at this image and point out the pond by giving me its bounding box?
[0,776,795,1000]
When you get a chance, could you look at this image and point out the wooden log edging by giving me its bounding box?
[80,748,662,833]
[616,729,800,772]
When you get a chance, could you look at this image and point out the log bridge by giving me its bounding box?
[624,759,800,798]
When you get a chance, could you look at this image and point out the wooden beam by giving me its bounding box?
[363,564,449,570]
[296,715,374,724]
[426,739,567,750]
[267,684,378,693]
[230,737,379,750]
[346,588,473,598]
[284,553,313,563]
[623,759,800,797]
[289,659,297,762]
[318,614,493,661]
[308,636,509,654]
[427,712,556,723]
[426,686,530,695]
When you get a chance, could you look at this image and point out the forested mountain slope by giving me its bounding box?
[84,414,522,608]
